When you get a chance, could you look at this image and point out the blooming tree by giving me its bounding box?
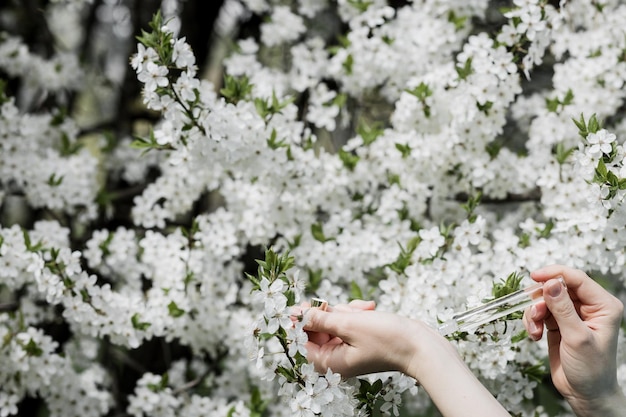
[1,0,626,416]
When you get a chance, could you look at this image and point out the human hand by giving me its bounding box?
[302,299,441,378]
[303,299,511,416]
[303,299,374,350]
[523,265,625,416]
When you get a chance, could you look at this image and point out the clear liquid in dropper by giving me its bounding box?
[438,277,564,337]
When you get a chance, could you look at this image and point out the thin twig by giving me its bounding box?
[0,302,19,313]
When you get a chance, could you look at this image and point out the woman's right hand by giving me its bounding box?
[523,265,625,417]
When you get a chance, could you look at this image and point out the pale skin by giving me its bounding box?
[302,265,625,417]
[522,265,626,417]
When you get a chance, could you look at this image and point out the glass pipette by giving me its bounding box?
[437,277,565,337]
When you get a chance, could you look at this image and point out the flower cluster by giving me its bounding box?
[1,0,626,416]
[247,250,352,416]
[0,96,99,222]
[0,35,83,93]
[247,248,414,417]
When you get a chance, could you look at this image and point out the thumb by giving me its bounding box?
[304,308,345,338]
[543,278,586,335]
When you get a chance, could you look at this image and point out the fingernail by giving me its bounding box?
[530,305,538,319]
[547,280,562,298]
[528,320,538,335]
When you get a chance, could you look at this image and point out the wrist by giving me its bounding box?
[402,321,510,416]
[403,322,457,379]
[568,386,626,417]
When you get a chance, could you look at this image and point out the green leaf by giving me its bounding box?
[342,53,354,75]
[554,142,576,165]
[358,378,371,394]
[572,113,587,137]
[284,290,296,306]
[588,113,601,134]
[511,330,529,343]
[148,10,164,33]
[130,136,152,149]
[485,140,501,159]
[521,363,547,383]
[357,121,384,146]
[167,301,185,318]
[245,272,261,291]
[130,130,174,154]
[545,97,559,113]
[562,89,574,106]
[394,142,411,158]
[455,57,473,80]
[0,79,8,105]
[595,158,608,180]
[275,365,297,382]
[387,173,401,185]
[131,313,151,331]
[47,173,64,187]
[387,237,419,274]
[59,133,82,156]
[477,100,493,114]
[331,92,347,108]
[267,129,287,149]
[254,91,293,119]
[220,74,253,104]
[308,269,324,292]
[518,233,530,248]
[22,229,43,252]
[406,82,433,117]
[347,0,373,12]
[247,386,270,417]
[311,223,328,242]
[147,373,169,392]
[461,191,482,222]
[536,220,554,238]
[287,234,301,249]
[339,148,359,171]
[546,89,574,113]
[448,11,468,31]
[406,82,432,100]
[607,170,619,187]
[24,338,43,357]
[350,281,364,301]
[371,378,383,394]
[491,272,524,299]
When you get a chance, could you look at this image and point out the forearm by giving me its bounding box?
[404,327,510,417]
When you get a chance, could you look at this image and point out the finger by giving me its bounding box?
[531,265,607,306]
[541,278,589,340]
[305,341,324,371]
[305,339,350,375]
[332,304,355,312]
[303,308,350,340]
[306,330,332,345]
[532,300,549,321]
[524,301,548,341]
[348,300,376,310]
[291,304,307,316]
[331,300,376,313]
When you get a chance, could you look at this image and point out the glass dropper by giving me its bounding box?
[437,277,565,337]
